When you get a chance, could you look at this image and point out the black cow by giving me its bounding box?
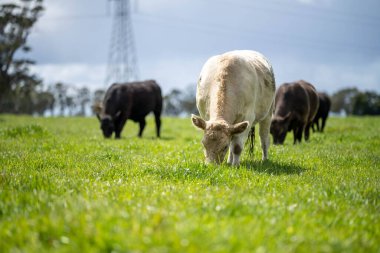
[94,80,162,139]
[270,80,319,144]
[312,92,331,132]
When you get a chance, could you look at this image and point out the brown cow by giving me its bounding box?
[312,92,331,132]
[270,80,319,144]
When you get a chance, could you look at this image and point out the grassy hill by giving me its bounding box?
[0,115,379,252]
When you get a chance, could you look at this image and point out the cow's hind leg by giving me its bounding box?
[154,111,161,138]
[138,119,146,137]
[304,123,312,141]
[321,117,327,132]
[259,115,271,161]
[316,119,321,132]
[294,125,304,144]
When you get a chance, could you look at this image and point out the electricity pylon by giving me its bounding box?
[105,0,138,85]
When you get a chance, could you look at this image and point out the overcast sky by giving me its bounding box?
[18,0,380,94]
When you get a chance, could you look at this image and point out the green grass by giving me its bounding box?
[0,115,379,253]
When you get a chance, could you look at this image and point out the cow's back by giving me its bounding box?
[103,80,162,120]
[298,80,319,123]
[274,82,310,123]
[317,92,331,118]
[197,50,275,124]
[274,80,318,124]
[127,80,162,121]
[103,83,124,116]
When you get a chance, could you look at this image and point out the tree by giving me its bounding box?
[76,87,90,116]
[352,91,380,115]
[52,82,68,116]
[179,84,197,115]
[331,88,359,115]
[0,0,44,113]
[93,89,105,104]
[34,90,54,116]
[163,89,183,116]
[331,87,380,116]
[65,96,75,116]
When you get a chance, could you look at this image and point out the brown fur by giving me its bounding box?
[312,92,331,132]
[270,80,319,144]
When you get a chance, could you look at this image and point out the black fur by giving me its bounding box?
[97,80,162,139]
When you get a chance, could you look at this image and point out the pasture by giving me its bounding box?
[0,115,379,252]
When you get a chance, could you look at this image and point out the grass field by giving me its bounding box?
[0,115,379,253]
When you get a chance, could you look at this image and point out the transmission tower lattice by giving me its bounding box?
[105,0,138,85]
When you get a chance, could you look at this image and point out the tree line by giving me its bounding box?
[1,0,379,117]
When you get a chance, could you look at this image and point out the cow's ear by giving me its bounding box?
[191,114,206,130]
[92,103,103,122]
[231,121,249,135]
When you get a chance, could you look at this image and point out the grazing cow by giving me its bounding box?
[270,80,319,144]
[93,80,162,139]
[191,50,276,166]
[312,92,331,132]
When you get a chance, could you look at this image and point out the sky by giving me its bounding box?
[12,0,380,94]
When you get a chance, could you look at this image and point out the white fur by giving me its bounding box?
[195,50,276,165]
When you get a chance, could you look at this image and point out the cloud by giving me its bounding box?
[29,61,183,100]
[30,56,203,94]
[31,63,107,90]
[295,0,333,5]
[31,54,380,97]
[137,0,191,14]
[273,56,380,93]
[140,56,204,92]
[311,60,380,93]
[24,0,379,97]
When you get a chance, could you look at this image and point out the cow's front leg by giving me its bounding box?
[115,115,128,139]
[227,147,233,165]
[230,137,244,166]
[138,119,146,137]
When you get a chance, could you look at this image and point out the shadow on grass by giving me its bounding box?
[144,160,306,184]
[156,136,175,141]
[240,160,306,175]
[112,135,174,141]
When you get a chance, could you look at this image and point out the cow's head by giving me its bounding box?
[93,103,115,138]
[270,113,291,145]
[191,114,249,164]
[99,115,114,138]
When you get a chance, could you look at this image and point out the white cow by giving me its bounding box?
[191,50,276,166]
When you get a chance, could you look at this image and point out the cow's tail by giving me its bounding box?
[247,127,255,156]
